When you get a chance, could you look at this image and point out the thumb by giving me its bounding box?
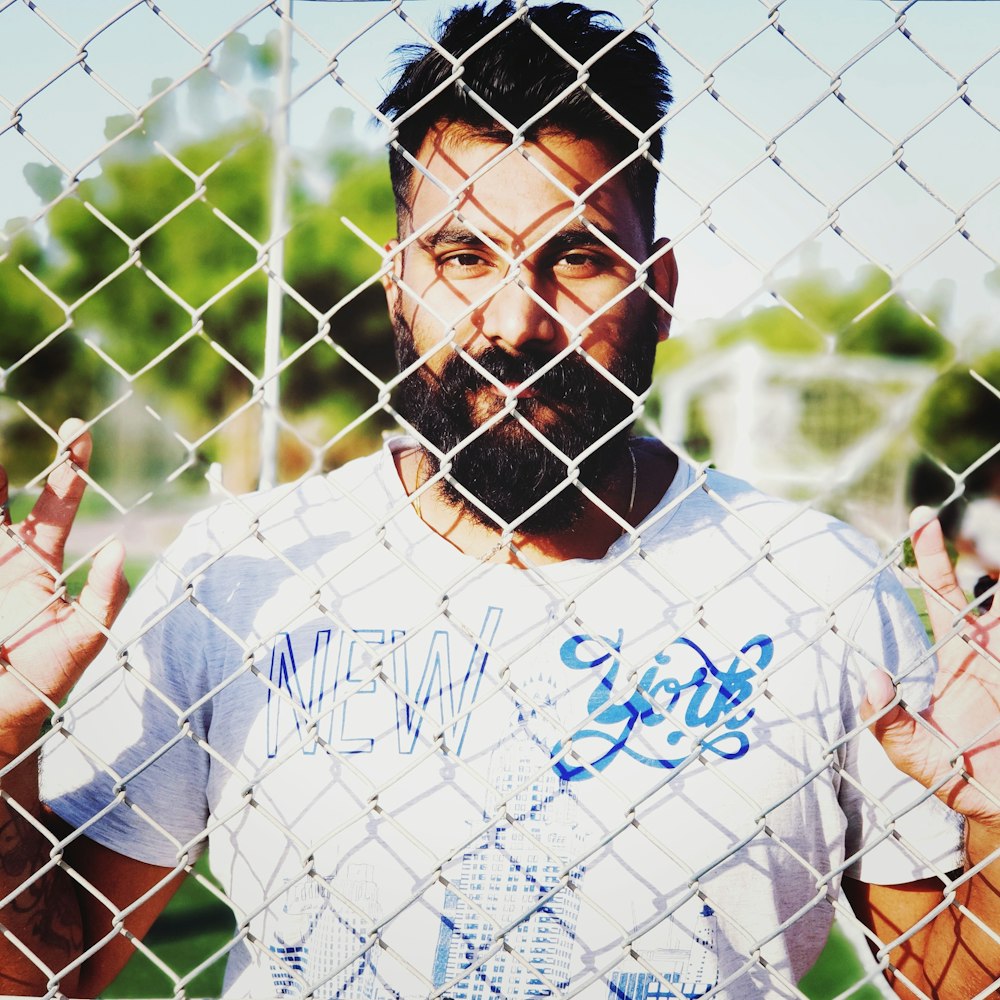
[860,669,921,774]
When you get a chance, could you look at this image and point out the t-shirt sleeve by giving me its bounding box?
[839,567,964,884]
[40,515,219,868]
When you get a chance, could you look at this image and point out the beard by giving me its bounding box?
[392,311,656,535]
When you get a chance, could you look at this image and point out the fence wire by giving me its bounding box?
[1,1,999,999]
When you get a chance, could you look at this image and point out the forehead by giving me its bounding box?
[404,124,646,251]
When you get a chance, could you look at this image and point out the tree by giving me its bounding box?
[910,350,1000,525]
[0,229,106,484]
[2,87,396,497]
[705,266,953,361]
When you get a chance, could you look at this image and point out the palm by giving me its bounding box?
[865,513,1000,829]
[0,421,128,739]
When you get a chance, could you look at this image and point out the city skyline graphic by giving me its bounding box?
[265,692,720,999]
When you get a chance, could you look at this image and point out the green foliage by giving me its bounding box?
[712,267,953,362]
[34,127,274,437]
[913,350,1000,490]
[831,271,951,362]
[713,302,825,354]
[3,89,396,491]
[0,230,106,483]
[217,31,281,85]
[685,265,985,511]
[22,163,63,203]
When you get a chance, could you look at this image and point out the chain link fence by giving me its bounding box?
[2,0,999,998]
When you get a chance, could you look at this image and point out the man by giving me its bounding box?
[1,3,999,998]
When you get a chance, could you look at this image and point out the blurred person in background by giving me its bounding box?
[956,463,1000,612]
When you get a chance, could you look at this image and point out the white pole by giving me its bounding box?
[260,1,294,491]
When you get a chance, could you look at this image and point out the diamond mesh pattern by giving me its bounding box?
[1,2,999,999]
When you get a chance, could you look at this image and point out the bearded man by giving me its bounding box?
[2,4,1000,999]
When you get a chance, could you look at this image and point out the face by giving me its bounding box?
[386,124,677,533]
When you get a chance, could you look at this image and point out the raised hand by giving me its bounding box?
[0,419,129,746]
[862,508,1000,830]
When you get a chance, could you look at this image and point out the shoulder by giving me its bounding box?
[162,448,390,571]
[664,463,886,600]
[685,465,874,547]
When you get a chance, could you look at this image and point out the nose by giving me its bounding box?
[480,266,558,353]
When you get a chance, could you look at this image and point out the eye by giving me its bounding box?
[554,250,604,275]
[439,251,491,275]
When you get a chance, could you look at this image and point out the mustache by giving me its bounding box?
[435,346,624,406]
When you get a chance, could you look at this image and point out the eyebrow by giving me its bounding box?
[421,225,489,251]
[545,219,622,255]
[420,217,624,255]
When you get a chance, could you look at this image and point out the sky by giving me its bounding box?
[1,0,998,345]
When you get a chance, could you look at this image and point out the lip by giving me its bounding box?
[489,382,538,399]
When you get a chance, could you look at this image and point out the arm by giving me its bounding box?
[855,510,1000,998]
[0,421,180,995]
[2,748,182,996]
[842,875,955,997]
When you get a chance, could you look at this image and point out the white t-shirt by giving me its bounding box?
[42,439,962,999]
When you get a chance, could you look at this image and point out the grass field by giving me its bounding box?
[102,856,232,998]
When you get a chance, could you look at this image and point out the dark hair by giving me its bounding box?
[377,1,672,236]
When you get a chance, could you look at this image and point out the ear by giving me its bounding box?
[648,237,679,342]
[382,238,402,313]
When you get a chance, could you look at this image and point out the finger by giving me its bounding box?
[910,506,967,645]
[859,668,923,780]
[67,539,130,667]
[861,668,897,717]
[24,419,93,562]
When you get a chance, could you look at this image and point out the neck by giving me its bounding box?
[397,438,677,565]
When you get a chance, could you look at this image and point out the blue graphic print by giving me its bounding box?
[269,943,306,996]
[264,607,502,758]
[432,700,586,997]
[552,633,774,781]
[266,869,381,999]
[258,610,741,998]
[607,904,718,999]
